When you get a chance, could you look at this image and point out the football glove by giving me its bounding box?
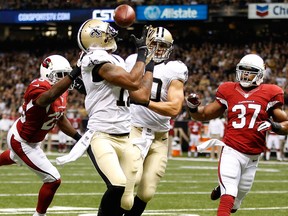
[257,118,281,133]
[74,77,86,95]
[77,51,86,68]
[131,25,152,63]
[186,93,201,113]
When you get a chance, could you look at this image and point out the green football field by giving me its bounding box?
[0,153,287,216]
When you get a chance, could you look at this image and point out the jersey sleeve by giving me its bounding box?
[125,53,137,72]
[25,79,50,104]
[165,60,188,83]
[215,82,234,108]
[82,50,112,68]
[266,84,284,109]
[112,54,126,69]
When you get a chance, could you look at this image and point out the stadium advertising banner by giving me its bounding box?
[0,9,116,23]
[136,5,208,21]
[248,3,288,19]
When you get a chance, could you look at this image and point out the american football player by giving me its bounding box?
[124,27,188,216]
[265,131,282,161]
[74,19,154,216]
[187,120,203,157]
[0,54,82,216]
[186,53,288,215]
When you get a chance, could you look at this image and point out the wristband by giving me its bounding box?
[73,132,82,141]
[271,122,282,133]
[131,100,150,107]
[188,107,198,113]
[68,66,81,81]
[145,61,154,73]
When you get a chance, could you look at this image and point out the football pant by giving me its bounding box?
[7,123,60,182]
[88,132,141,210]
[219,145,260,210]
[130,127,168,202]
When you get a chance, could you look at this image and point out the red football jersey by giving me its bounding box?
[16,79,68,143]
[216,82,284,154]
[188,120,202,135]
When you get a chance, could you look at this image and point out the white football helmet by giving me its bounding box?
[236,54,265,88]
[40,55,72,85]
[146,27,173,63]
[77,19,118,53]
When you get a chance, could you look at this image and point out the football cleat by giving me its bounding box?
[210,185,221,200]
[231,209,237,213]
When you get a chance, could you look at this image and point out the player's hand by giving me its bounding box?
[257,120,272,132]
[257,119,281,133]
[130,25,151,49]
[76,51,86,68]
[186,93,201,109]
[74,77,86,95]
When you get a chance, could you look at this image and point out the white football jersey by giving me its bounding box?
[125,54,188,132]
[81,49,130,134]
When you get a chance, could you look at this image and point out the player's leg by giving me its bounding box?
[217,146,242,216]
[120,127,142,211]
[0,127,17,166]
[88,132,129,216]
[266,135,273,161]
[125,132,168,216]
[9,135,61,215]
[188,134,193,157]
[274,136,282,161]
[0,149,16,165]
[233,154,260,212]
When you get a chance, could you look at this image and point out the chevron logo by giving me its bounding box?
[256,5,268,17]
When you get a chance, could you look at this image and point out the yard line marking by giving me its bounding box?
[1,190,288,197]
[0,206,288,215]
[2,178,288,184]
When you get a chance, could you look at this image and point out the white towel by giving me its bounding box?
[132,128,154,158]
[56,129,94,165]
[197,139,225,152]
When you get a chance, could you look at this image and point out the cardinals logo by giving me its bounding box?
[42,57,53,69]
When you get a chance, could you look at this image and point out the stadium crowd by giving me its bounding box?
[0,0,288,132]
[1,39,288,122]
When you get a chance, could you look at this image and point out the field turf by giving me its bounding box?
[0,153,287,216]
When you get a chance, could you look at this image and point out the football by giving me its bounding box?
[113,4,136,28]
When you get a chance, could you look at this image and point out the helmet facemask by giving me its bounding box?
[236,54,265,88]
[236,65,264,88]
[146,27,173,63]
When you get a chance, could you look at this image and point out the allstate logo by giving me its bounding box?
[144,6,161,20]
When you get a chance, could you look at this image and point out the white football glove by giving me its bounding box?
[76,51,86,68]
[257,119,281,133]
[257,121,272,132]
[186,93,201,109]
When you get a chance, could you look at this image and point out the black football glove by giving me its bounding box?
[74,77,86,95]
[130,25,151,63]
[69,51,86,81]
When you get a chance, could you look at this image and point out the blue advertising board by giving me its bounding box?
[0,9,117,24]
[136,5,208,21]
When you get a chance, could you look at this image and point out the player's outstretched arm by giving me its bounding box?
[36,66,81,107]
[186,93,225,121]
